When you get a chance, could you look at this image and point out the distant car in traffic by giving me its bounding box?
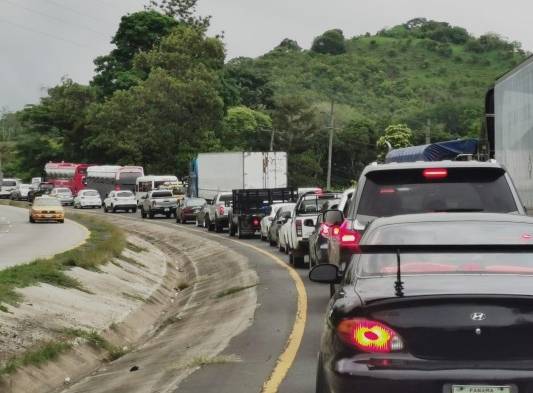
[73,189,102,209]
[311,212,533,393]
[50,187,74,206]
[140,189,176,218]
[176,197,206,224]
[267,204,295,246]
[195,202,210,228]
[260,202,295,241]
[278,215,293,254]
[0,178,20,199]
[205,192,232,232]
[29,196,65,223]
[327,161,526,271]
[28,182,54,203]
[10,183,31,201]
[103,190,137,213]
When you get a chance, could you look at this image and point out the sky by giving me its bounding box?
[1,0,532,111]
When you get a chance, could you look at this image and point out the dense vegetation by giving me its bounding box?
[1,2,527,187]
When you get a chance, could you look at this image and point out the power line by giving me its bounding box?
[0,17,99,50]
[45,0,112,26]
[0,0,109,38]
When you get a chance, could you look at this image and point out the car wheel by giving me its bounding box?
[103,205,108,213]
[112,205,116,213]
[293,255,306,268]
[215,220,223,233]
[316,355,331,393]
[166,212,171,218]
[29,216,35,223]
[141,208,146,219]
[207,217,214,232]
[269,238,277,247]
[59,219,65,224]
[149,210,155,219]
[132,208,137,213]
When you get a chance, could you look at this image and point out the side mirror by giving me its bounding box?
[309,264,341,284]
[324,210,344,226]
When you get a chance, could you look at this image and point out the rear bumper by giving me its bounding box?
[150,207,176,214]
[326,357,533,393]
[31,214,64,221]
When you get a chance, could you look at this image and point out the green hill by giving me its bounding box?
[228,18,527,143]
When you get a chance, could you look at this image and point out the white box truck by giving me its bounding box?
[189,152,288,200]
[486,56,533,210]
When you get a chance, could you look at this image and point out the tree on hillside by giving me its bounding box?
[92,11,178,98]
[311,29,346,55]
[219,106,272,151]
[276,38,301,52]
[86,26,225,175]
[145,0,210,30]
[15,79,96,176]
[376,124,413,161]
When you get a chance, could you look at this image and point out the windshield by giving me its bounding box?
[358,252,533,276]
[186,198,205,207]
[83,190,99,197]
[117,191,133,197]
[296,194,339,214]
[152,191,172,198]
[356,168,517,220]
[56,188,71,194]
[34,198,61,207]
[2,180,16,187]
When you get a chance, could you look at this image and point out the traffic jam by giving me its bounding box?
[2,134,533,393]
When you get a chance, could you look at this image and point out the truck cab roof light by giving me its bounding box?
[423,168,448,180]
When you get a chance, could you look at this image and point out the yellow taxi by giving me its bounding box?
[29,196,65,223]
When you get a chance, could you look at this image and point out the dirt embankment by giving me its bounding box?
[0,215,258,393]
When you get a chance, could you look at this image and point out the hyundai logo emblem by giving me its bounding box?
[471,312,487,321]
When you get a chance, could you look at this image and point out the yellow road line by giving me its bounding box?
[75,211,308,392]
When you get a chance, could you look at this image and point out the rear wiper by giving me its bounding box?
[395,249,404,298]
[434,208,484,212]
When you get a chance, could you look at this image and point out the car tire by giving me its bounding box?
[315,355,331,393]
[237,224,245,239]
[166,212,171,218]
[103,205,108,213]
[269,238,276,247]
[112,206,116,213]
[132,208,137,214]
[293,255,306,268]
[215,220,223,233]
[149,210,155,219]
[207,217,214,232]
[59,219,64,224]
[29,216,35,223]
[141,208,146,219]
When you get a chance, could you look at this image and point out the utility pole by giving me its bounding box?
[425,119,431,144]
[269,128,275,152]
[326,99,334,190]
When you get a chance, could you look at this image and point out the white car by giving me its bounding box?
[278,215,293,254]
[74,189,102,209]
[260,203,295,241]
[50,187,74,205]
[0,178,20,199]
[103,190,137,213]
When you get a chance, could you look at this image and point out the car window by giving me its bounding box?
[296,194,340,214]
[117,191,133,197]
[151,191,172,198]
[355,168,517,222]
[83,190,99,197]
[358,252,533,277]
[2,180,16,187]
[34,198,61,206]
[187,198,205,207]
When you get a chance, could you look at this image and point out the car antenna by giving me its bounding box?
[395,248,404,297]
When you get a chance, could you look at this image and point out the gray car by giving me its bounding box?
[140,190,177,219]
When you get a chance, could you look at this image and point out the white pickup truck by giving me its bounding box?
[205,192,233,232]
[286,191,342,267]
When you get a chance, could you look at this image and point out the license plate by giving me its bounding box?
[452,386,511,393]
[164,208,170,212]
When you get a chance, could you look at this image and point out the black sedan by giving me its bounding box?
[177,197,206,224]
[310,213,533,393]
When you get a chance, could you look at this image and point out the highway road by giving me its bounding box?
[0,205,89,269]
[74,208,330,393]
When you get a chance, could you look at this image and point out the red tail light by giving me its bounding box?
[295,219,302,236]
[338,222,362,250]
[337,318,404,353]
[252,217,260,226]
[218,205,225,215]
[423,168,448,180]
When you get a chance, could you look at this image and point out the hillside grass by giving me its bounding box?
[0,200,126,306]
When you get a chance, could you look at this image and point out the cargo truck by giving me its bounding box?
[485,56,533,210]
[188,152,288,200]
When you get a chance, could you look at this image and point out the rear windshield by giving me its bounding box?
[56,188,71,193]
[83,190,99,197]
[297,194,340,214]
[219,194,232,202]
[152,191,173,198]
[34,198,61,207]
[359,253,533,276]
[117,191,133,197]
[186,198,205,207]
[2,181,16,187]
[356,168,517,221]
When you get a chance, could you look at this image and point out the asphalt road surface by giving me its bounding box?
[76,208,330,393]
[0,205,88,269]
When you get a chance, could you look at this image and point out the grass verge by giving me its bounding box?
[0,201,126,306]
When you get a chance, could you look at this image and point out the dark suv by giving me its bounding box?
[327,160,525,270]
